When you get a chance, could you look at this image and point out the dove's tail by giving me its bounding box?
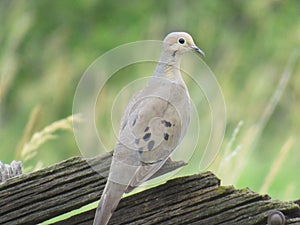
[93,180,127,225]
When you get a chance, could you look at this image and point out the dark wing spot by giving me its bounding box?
[161,120,172,127]
[135,138,140,145]
[132,117,137,126]
[147,140,155,151]
[144,126,149,132]
[143,133,151,141]
[164,133,169,141]
[173,123,175,126]
[138,147,143,154]
[122,121,127,130]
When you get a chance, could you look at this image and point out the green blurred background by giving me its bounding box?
[0,0,299,202]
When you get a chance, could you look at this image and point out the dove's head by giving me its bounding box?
[163,32,205,57]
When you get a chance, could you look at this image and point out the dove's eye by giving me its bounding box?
[178,37,186,45]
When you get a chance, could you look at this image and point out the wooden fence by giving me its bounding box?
[0,153,299,224]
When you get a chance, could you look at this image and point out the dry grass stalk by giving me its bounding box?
[260,137,294,194]
[15,106,41,160]
[229,51,298,184]
[20,114,81,162]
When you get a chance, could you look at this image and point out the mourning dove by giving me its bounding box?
[93,32,205,225]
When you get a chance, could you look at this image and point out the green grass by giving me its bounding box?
[1,0,300,213]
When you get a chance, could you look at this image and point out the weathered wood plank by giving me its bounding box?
[53,172,300,225]
[0,153,185,225]
[1,153,299,225]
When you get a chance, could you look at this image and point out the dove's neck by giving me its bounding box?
[153,50,185,84]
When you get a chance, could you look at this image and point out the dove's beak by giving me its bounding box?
[191,45,205,57]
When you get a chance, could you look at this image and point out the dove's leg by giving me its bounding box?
[93,181,127,225]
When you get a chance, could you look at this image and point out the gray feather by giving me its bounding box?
[93,181,127,225]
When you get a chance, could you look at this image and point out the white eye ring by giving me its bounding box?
[178,37,186,45]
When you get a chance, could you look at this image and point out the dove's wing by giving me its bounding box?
[109,77,191,190]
